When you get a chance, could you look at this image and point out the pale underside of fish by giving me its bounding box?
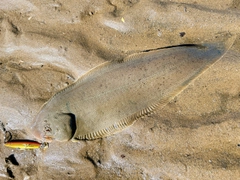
[31,38,234,142]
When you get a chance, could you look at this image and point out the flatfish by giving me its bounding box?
[31,40,233,142]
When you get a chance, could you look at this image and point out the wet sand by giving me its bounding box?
[0,0,240,179]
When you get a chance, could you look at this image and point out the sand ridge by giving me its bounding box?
[0,0,240,179]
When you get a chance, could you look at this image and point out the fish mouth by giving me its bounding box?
[30,119,53,143]
[31,113,77,142]
[43,136,53,142]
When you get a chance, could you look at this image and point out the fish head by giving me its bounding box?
[31,110,76,142]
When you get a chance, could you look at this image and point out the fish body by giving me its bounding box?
[31,41,232,142]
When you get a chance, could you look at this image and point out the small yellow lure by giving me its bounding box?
[4,140,48,150]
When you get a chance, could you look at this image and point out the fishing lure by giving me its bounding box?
[4,140,48,150]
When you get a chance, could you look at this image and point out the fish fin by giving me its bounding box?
[72,114,138,141]
[122,45,199,63]
[72,99,171,141]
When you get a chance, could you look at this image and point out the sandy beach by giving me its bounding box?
[0,0,240,179]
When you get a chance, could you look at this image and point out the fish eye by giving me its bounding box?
[44,125,52,132]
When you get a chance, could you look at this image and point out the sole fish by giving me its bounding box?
[31,38,234,142]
